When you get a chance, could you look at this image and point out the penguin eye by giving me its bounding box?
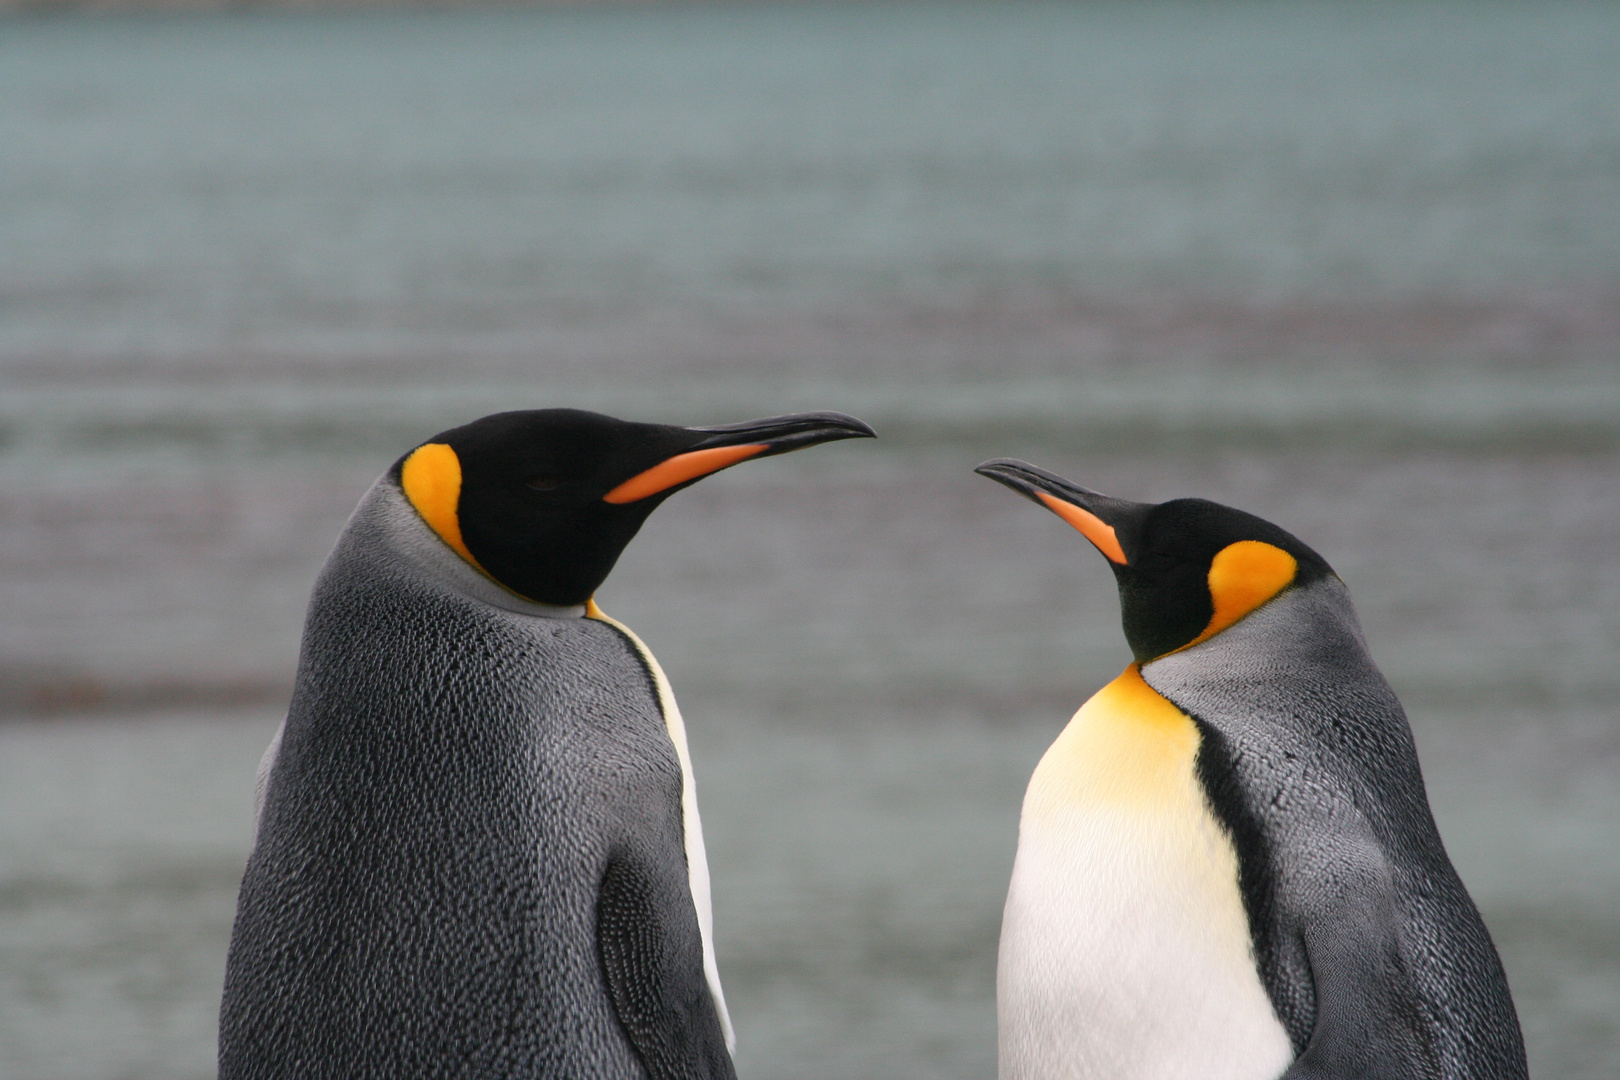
[525,474,564,492]
[1135,549,1183,573]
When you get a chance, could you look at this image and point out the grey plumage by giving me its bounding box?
[219,481,730,1080]
[1143,576,1527,1080]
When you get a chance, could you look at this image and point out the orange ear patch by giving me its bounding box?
[604,444,767,504]
[1183,540,1297,651]
[400,442,484,570]
[1036,491,1128,564]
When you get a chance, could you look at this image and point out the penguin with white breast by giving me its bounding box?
[974,459,1526,1080]
[219,408,874,1080]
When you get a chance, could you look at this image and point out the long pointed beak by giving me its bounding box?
[605,412,875,504]
[974,458,1139,565]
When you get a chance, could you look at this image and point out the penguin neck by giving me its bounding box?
[1142,575,1368,690]
[367,480,588,619]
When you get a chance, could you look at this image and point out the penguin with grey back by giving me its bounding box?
[219,408,874,1080]
[975,459,1525,1080]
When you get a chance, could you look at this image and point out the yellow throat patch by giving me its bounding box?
[1024,663,1200,816]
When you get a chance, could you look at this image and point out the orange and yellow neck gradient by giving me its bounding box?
[1024,662,1197,815]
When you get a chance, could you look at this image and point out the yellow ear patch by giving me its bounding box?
[400,442,484,571]
[1183,540,1297,651]
[1036,491,1128,564]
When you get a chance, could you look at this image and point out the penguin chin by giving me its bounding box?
[481,571,596,613]
[1114,565,1215,663]
[471,538,620,611]
[380,482,588,618]
[474,512,654,608]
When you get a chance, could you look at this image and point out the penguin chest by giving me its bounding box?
[998,665,1292,1080]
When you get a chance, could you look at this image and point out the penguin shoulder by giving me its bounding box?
[1142,576,1413,772]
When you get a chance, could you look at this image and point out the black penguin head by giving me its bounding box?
[975,459,1334,663]
[393,408,875,606]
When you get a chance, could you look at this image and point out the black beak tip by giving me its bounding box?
[814,411,878,441]
[974,458,1039,491]
[975,457,1025,477]
[974,459,1121,521]
[696,410,876,446]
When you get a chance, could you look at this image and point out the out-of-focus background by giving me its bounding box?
[1,2,1617,1077]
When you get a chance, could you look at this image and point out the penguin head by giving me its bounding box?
[975,459,1334,663]
[393,408,875,607]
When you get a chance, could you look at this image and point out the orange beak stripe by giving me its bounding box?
[1036,491,1129,564]
[603,444,768,504]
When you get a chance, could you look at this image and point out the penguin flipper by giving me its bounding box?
[1280,849,1437,1080]
[597,847,737,1080]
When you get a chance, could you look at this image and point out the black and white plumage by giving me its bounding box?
[976,459,1526,1080]
[219,409,873,1080]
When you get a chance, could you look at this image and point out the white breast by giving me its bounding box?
[997,666,1292,1080]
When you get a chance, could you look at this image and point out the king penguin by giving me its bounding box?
[974,459,1526,1080]
[218,408,874,1080]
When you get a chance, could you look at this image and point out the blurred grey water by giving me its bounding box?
[1,2,1618,1078]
